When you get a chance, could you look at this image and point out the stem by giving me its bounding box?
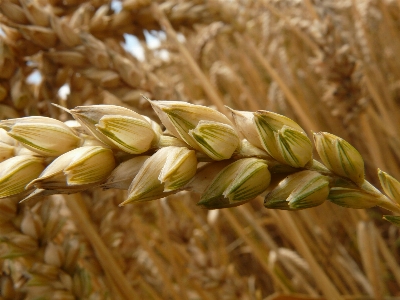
[133,215,183,300]
[357,221,384,300]
[238,33,317,133]
[303,0,320,21]
[222,208,293,293]
[236,205,320,297]
[260,0,320,54]
[157,201,189,300]
[276,210,343,300]
[151,3,227,114]
[378,200,400,215]
[361,180,400,214]
[64,193,139,300]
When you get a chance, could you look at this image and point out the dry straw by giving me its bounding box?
[1,0,400,300]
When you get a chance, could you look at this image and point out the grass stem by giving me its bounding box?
[64,193,139,300]
[151,3,227,114]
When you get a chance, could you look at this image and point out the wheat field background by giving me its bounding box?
[1,0,400,299]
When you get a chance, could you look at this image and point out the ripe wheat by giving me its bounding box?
[1,0,400,299]
[1,100,399,226]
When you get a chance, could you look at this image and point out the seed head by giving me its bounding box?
[1,233,38,257]
[276,126,313,168]
[149,100,234,152]
[264,170,329,210]
[0,2,29,24]
[197,158,270,209]
[21,208,43,240]
[26,146,115,194]
[96,115,154,154]
[72,268,92,298]
[50,15,80,47]
[18,25,58,48]
[0,116,81,156]
[103,156,149,189]
[0,155,45,198]
[313,132,365,185]
[254,111,312,167]
[229,108,264,150]
[159,147,198,192]
[328,187,380,208]
[44,242,65,268]
[189,120,239,160]
[121,146,197,205]
[378,169,400,205]
[70,105,157,153]
[21,0,50,27]
[110,52,142,88]
[0,141,14,163]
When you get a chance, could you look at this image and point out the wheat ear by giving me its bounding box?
[1,99,399,227]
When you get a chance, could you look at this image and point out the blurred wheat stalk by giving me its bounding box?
[1,0,400,300]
